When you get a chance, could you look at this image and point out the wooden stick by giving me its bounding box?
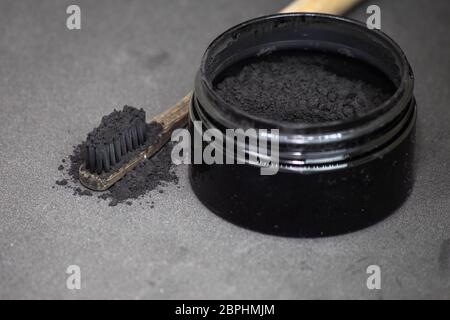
[280,0,361,15]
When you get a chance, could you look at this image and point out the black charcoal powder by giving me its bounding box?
[214,50,396,123]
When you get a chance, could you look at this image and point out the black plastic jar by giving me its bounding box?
[189,13,416,237]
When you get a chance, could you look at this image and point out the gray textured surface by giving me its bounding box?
[0,0,449,299]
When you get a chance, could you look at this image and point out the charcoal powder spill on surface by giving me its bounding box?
[55,105,179,206]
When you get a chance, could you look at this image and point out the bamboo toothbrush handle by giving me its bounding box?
[152,92,191,132]
[280,0,361,15]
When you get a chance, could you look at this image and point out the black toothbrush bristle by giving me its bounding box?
[84,106,148,174]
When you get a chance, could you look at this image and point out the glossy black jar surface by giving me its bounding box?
[189,13,416,237]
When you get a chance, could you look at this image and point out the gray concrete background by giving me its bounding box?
[0,0,449,299]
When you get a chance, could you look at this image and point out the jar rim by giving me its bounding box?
[197,13,414,134]
[193,13,416,171]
